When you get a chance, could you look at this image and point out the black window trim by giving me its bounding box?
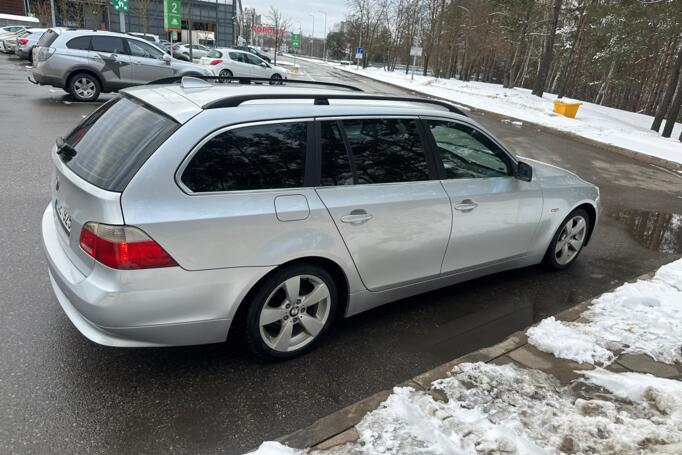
[420,115,518,180]
[175,118,316,195]
[313,115,441,187]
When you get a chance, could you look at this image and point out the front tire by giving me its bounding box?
[68,73,100,102]
[543,208,590,270]
[244,264,338,359]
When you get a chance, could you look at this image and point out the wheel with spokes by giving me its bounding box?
[218,69,233,82]
[245,264,338,359]
[68,72,100,102]
[544,208,590,270]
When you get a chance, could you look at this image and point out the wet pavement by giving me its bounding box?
[0,53,681,454]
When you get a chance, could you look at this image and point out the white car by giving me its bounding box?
[199,48,288,80]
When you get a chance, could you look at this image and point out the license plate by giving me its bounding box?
[55,199,72,234]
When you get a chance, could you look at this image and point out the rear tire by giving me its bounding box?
[218,69,233,82]
[244,264,338,360]
[68,73,100,102]
[543,208,590,271]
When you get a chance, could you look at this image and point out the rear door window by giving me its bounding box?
[341,118,430,184]
[66,36,91,50]
[61,97,179,191]
[181,122,309,192]
[91,36,126,54]
[320,121,354,186]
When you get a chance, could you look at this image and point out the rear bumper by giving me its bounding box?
[42,204,273,347]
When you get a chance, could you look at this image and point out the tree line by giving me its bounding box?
[329,0,682,141]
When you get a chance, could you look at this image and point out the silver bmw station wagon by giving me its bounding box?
[42,77,600,358]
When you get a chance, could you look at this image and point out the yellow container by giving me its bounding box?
[553,100,582,118]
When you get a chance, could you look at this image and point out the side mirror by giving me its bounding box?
[516,161,533,182]
[163,54,171,64]
[260,62,268,68]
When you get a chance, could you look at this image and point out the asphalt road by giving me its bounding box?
[1,52,681,455]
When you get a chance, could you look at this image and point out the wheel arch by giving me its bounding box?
[66,68,104,91]
[573,201,597,245]
[226,256,350,340]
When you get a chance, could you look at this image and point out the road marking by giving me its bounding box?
[649,163,682,179]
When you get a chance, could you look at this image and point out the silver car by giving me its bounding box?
[14,28,46,61]
[31,29,211,101]
[42,79,600,359]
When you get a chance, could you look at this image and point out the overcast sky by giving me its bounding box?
[243,0,349,38]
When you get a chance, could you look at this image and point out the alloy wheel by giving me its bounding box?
[74,78,96,100]
[555,215,587,265]
[258,274,331,352]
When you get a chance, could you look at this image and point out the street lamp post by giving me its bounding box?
[319,10,326,61]
[309,13,315,57]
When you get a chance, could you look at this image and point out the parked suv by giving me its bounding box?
[41,78,600,358]
[31,29,211,101]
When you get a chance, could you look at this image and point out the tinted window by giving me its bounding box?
[182,122,308,192]
[342,118,429,184]
[91,36,126,54]
[427,120,511,179]
[320,122,353,186]
[206,49,222,58]
[66,36,90,50]
[62,97,179,191]
[244,53,263,65]
[36,28,58,47]
[128,39,164,59]
[228,52,245,62]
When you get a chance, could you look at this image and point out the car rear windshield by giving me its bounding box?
[36,28,59,47]
[61,97,179,192]
[206,49,222,58]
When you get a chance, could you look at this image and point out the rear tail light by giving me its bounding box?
[209,59,223,65]
[18,38,29,45]
[37,46,55,61]
[79,222,178,270]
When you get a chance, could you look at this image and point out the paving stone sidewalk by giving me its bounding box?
[275,272,682,451]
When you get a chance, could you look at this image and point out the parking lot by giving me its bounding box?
[0,51,681,454]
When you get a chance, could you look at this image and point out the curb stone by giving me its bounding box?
[273,270,661,451]
[332,67,682,174]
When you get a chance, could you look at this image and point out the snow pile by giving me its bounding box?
[330,65,682,166]
[249,363,682,454]
[528,258,682,365]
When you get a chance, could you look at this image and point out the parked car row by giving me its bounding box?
[29,28,212,101]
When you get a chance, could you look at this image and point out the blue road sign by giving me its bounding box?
[356,47,364,54]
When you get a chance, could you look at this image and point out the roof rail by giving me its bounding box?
[202,93,468,116]
[147,76,362,92]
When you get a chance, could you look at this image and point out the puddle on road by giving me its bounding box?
[609,208,682,254]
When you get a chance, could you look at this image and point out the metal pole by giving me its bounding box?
[119,11,126,32]
[50,0,56,27]
[320,11,326,61]
[309,14,314,57]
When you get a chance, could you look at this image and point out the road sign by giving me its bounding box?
[356,47,364,55]
[410,46,422,57]
[164,0,182,32]
[292,33,301,49]
[112,0,128,12]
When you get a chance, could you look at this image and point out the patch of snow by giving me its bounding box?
[319,363,682,454]
[528,258,682,365]
[583,369,682,410]
[322,64,682,166]
[249,441,299,454]
[527,317,614,365]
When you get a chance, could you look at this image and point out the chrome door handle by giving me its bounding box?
[341,210,373,224]
[454,199,478,212]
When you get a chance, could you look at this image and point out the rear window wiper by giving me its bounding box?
[56,137,77,162]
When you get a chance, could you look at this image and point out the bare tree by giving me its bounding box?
[652,39,682,132]
[30,0,53,26]
[137,0,152,34]
[268,7,290,66]
[532,0,562,97]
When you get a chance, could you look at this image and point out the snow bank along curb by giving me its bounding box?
[271,272,657,451]
[330,65,682,174]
